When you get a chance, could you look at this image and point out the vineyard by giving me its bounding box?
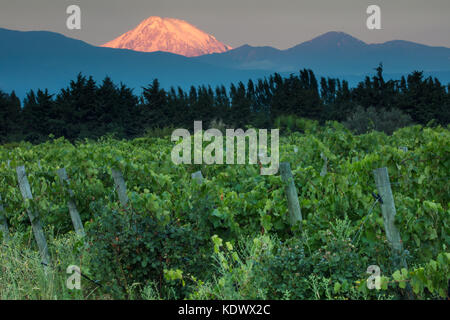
[0,120,449,300]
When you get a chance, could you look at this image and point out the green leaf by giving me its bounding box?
[392,270,402,281]
[334,282,341,293]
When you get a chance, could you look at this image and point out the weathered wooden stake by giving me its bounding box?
[280,162,302,228]
[320,152,328,177]
[57,168,85,237]
[16,166,50,266]
[0,194,10,242]
[373,167,407,269]
[111,168,129,207]
[191,171,204,184]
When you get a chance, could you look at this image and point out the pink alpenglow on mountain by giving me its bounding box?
[101,16,232,57]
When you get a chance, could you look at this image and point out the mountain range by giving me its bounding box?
[195,31,450,75]
[1,19,449,100]
[0,28,267,100]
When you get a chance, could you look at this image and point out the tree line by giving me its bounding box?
[1,65,449,143]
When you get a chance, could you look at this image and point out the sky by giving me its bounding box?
[1,0,449,49]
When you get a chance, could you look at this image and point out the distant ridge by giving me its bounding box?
[0,28,449,100]
[195,31,450,74]
[0,28,265,99]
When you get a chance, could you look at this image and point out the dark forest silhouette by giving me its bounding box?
[1,65,449,143]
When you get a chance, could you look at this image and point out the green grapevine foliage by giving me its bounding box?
[0,121,448,299]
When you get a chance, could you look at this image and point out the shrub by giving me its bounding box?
[261,219,364,299]
[209,119,228,134]
[144,126,176,138]
[344,106,413,135]
[191,220,373,300]
[274,115,319,134]
[85,200,210,299]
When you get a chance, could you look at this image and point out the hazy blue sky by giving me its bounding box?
[1,0,449,49]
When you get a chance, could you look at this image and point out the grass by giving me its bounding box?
[0,232,99,300]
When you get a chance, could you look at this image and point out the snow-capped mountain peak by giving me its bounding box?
[101,16,232,57]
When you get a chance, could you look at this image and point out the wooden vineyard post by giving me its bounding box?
[191,171,204,184]
[0,194,10,242]
[16,166,50,266]
[111,168,129,207]
[373,167,407,269]
[320,152,328,177]
[57,168,85,237]
[280,162,303,229]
